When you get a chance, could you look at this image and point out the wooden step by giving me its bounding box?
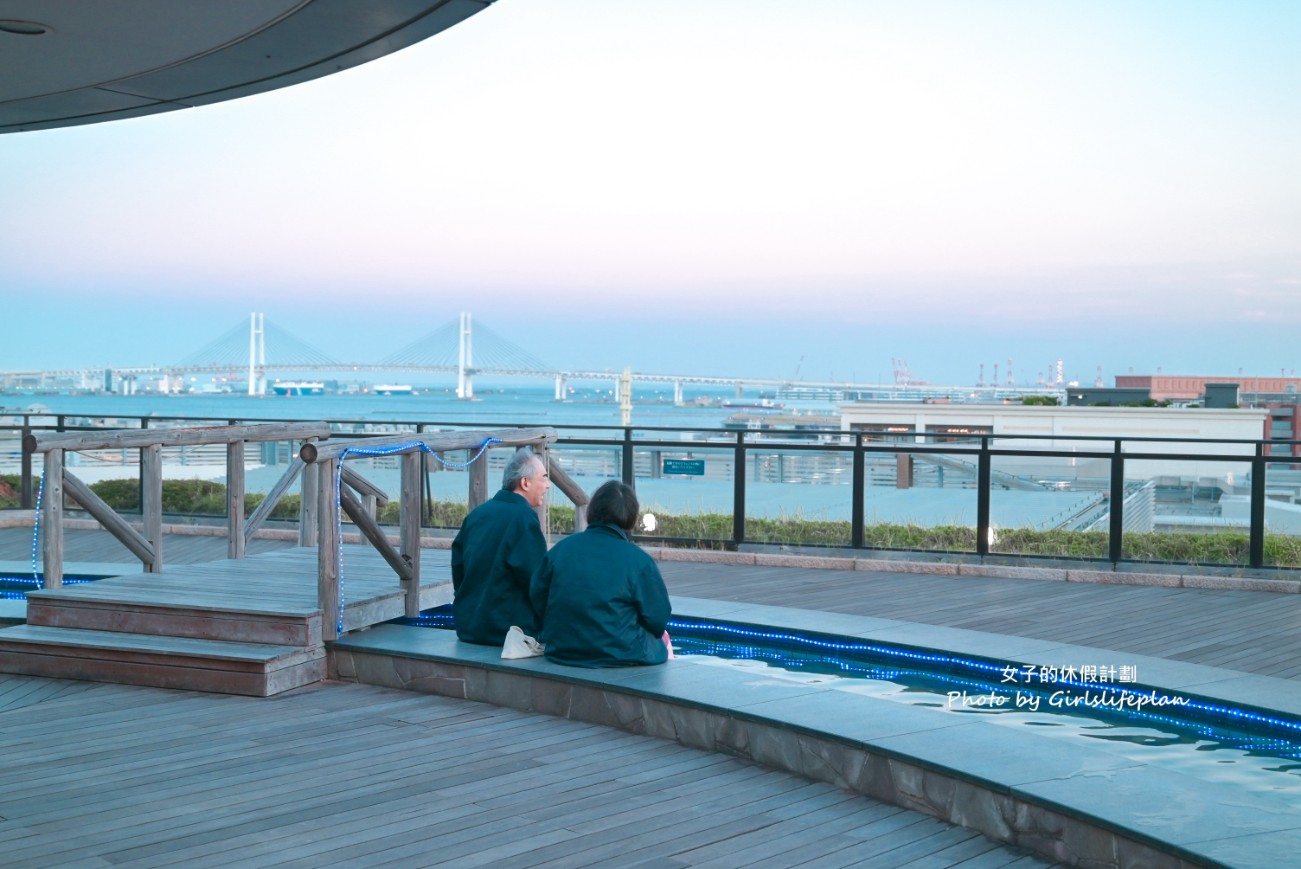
[26,592,320,646]
[0,625,325,697]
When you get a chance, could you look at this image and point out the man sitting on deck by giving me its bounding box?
[451,447,550,645]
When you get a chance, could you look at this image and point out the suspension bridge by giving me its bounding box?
[0,312,1059,403]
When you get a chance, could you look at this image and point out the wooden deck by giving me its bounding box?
[8,526,1301,866]
[0,673,1056,867]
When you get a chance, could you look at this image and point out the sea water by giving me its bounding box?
[4,385,854,521]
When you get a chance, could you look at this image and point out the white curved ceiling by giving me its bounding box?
[0,0,495,133]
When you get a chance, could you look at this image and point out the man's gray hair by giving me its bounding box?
[502,447,542,492]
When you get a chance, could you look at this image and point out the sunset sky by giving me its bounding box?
[2,0,1298,387]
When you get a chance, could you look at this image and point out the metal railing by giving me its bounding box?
[4,412,1299,572]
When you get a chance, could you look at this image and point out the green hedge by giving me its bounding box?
[79,477,301,520]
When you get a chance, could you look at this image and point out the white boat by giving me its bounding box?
[720,398,784,412]
[373,384,414,396]
[271,381,326,396]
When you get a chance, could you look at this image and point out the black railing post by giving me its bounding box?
[976,437,991,556]
[20,423,33,508]
[621,427,634,486]
[851,433,865,549]
[732,431,746,549]
[1249,447,1266,568]
[1109,441,1125,564]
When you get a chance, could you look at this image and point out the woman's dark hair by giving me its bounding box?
[587,480,640,531]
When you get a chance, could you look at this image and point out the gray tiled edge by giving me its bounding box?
[330,598,1301,869]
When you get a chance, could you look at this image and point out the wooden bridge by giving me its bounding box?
[0,422,587,696]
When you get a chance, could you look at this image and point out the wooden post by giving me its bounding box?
[227,440,246,559]
[42,449,64,588]
[142,443,163,573]
[534,444,549,539]
[546,452,589,534]
[400,450,422,617]
[300,453,319,547]
[468,450,489,511]
[318,457,339,641]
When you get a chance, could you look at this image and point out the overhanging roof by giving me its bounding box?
[0,0,495,133]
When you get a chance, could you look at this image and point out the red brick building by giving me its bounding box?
[1115,375,1301,401]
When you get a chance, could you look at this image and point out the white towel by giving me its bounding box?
[502,625,545,659]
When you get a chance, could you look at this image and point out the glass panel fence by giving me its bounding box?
[861,440,979,553]
[744,447,854,547]
[545,443,621,536]
[0,423,26,507]
[1260,456,1301,569]
[1121,456,1252,567]
[627,442,734,545]
[988,451,1109,560]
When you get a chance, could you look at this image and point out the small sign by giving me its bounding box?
[663,459,704,476]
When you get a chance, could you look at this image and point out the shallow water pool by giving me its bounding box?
[398,606,1301,805]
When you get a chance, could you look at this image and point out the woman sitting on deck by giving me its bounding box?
[530,480,672,668]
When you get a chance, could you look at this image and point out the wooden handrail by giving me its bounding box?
[35,422,333,587]
[24,421,331,453]
[300,426,556,463]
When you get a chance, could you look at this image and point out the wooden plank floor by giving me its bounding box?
[5,526,1297,865]
[0,673,1057,868]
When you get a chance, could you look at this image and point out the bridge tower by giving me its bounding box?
[456,311,474,400]
[247,312,266,396]
[620,368,632,426]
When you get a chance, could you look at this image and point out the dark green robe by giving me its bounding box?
[530,523,671,668]
[451,489,546,645]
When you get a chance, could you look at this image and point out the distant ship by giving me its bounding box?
[271,381,326,396]
[719,398,785,412]
[372,384,414,396]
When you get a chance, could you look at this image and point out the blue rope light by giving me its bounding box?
[332,437,501,633]
[31,473,44,587]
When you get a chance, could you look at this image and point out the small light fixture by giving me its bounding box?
[0,20,50,36]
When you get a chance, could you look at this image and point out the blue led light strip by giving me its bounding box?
[31,473,44,587]
[333,438,500,633]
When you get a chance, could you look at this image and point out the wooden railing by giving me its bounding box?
[299,426,591,640]
[23,422,592,640]
[23,422,332,587]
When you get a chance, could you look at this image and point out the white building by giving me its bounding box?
[839,403,1270,487]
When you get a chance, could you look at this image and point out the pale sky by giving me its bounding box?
[2,0,1299,386]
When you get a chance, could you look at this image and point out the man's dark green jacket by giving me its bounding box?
[530,523,671,668]
[451,489,545,645]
